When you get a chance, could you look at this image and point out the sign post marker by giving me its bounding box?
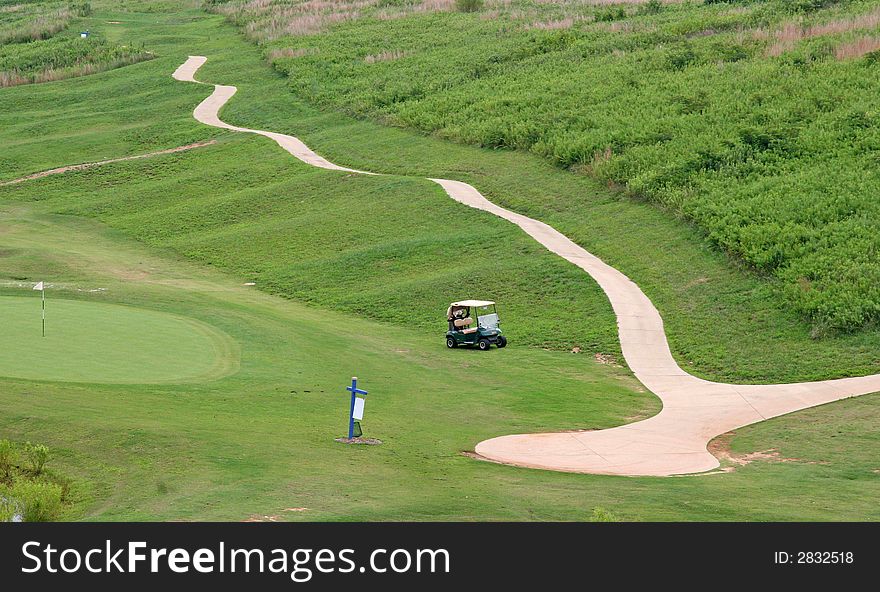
[345,377,368,439]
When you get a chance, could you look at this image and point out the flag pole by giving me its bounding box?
[41,287,45,338]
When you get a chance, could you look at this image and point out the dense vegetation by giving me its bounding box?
[0,439,67,521]
[0,0,76,45]
[212,0,880,336]
[0,1,153,87]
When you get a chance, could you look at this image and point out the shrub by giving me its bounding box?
[69,2,92,17]
[638,0,663,16]
[0,440,13,480]
[781,0,834,14]
[8,481,63,522]
[589,507,621,522]
[595,7,626,23]
[24,442,50,475]
[0,496,19,522]
[455,0,483,13]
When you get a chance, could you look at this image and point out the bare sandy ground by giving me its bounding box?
[173,56,880,476]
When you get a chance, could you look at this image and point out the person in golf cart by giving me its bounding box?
[447,304,472,332]
[446,300,507,350]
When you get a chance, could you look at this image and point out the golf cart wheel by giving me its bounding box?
[497,336,508,348]
[446,337,457,348]
[478,339,490,351]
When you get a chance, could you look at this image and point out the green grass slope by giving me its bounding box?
[2,4,879,383]
[1,183,878,521]
[215,0,880,335]
[0,204,659,520]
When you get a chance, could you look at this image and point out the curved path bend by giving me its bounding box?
[173,56,880,476]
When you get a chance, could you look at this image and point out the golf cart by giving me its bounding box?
[446,300,507,350]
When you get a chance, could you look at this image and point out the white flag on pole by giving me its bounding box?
[33,282,44,291]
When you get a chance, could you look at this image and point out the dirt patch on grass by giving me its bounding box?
[243,508,308,521]
[709,431,827,471]
[683,276,710,289]
[243,514,283,522]
[593,352,621,367]
[335,437,383,445]
[462,450,505,466]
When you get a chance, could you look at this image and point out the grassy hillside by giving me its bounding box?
[6,137,620,354]
[0,196,873,521]
[0,200,660,521]
[0,2,877,521]
[212,0,880,335]
[2,3,879,382]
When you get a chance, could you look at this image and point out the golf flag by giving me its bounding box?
[34,282,45,337]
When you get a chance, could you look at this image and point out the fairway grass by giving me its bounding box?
[0,296,237,383]
[0,3,878,521]
[1,206,878,521]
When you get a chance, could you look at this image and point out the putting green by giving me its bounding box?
[0,296,238,383]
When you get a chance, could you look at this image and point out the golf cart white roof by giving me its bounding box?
[450,300,495,307]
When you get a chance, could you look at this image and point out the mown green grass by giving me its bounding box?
[10,137,618,354]
[0,201,877,521]
[216,0,880,334]
[0,3,877,520]
[0,204,661,520]
[0,295,237,383]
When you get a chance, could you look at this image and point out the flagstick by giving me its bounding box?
[41,288,45,338]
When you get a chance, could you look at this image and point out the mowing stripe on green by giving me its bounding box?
[0,295,238,384]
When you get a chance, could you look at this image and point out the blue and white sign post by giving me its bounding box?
[345,377,368,439]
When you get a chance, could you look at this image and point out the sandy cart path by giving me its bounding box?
[1,141,215,186]
[174,56,880,476]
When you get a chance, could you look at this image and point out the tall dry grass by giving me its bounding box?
[214,0,465,40]
[267,46,318,60]
[532,0,676,4]
[0,7,72,44]
[0,53,155,89]
[835,36,880,60]
[760,6,880,57]
[213,0,665,40]
[363,49,411,63]
[524,16,586,30]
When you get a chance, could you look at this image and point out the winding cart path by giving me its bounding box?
[174,56,880,476]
